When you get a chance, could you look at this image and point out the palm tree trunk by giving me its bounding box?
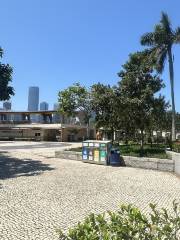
[168,48,176,141]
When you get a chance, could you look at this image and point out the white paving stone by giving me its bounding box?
[0,151,179,240]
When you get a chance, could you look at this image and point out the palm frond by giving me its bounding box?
[154,24,170,45]
[174,27,180,43]
[140,32,155,46]
[160,12,172,34]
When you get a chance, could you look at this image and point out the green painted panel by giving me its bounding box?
[100,150,107,157]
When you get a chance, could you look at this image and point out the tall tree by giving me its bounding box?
[141,12,180,141]
[118,51,166,152]
[0,47,14,100]
[91,83,117,140]
[150,96,169,133]
[58,83,92,138]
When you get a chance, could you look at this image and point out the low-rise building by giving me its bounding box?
[0,110,96,142]
[0,123,95,142]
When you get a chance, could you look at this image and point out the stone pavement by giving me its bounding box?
[0,150,180,240]
[0,141,81,158]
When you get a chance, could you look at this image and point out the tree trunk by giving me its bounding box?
[149,130,153,148]
[140,129,144,156]
[86,119,90,140]
[61,114,65,124]
[140,130,144,149]
[168,48,176,141]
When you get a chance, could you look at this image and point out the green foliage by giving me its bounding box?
[91,83,117,133]
[172,142,180,153]
[141,12,180,73]
[58,83,93,138]
[58,202,180,240]
[117,51,168,149]
[58,83,92,126]
[119,144,168,159]
[57,12,180,144]
[176,113,180,132]
[58,83,89,117]
[0,47,14,100]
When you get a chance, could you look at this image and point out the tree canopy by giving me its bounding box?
[57,12,180,144]
[117,51,168,149]
[0,47,14,101]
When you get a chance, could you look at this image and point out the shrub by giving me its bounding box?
[57,201,180,240]
[119,144,168,159]
[172,142,180,153]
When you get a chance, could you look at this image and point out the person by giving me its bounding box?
[96,131,102,140]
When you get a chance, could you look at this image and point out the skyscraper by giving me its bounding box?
[53,103,59,111]
[40,102,49,111]
[28,87,39,122]
[39,101,49,122]
[28,87,39,111]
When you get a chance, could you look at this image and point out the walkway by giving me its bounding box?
[0,149,179,239]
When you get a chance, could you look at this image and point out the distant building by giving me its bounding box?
[28,87,39,111]
[28,87,39,122]
[40,102,49,111]
[53,103,59,111]
[39,102,49,122]
[2,101,12,121]
[3,101,11,110]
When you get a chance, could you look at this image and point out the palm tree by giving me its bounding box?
[141,12,180,141]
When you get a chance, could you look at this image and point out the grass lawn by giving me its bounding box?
[67,144,169,159]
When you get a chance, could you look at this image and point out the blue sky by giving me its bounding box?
[0,0,180,111]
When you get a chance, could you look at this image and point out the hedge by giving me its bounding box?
[57,201,180,240]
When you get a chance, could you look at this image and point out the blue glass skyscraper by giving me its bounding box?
[28,87,39,111]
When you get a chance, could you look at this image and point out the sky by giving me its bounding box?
[0,0,180,111]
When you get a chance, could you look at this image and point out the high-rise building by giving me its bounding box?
[28,87,39,122]
[39,102,49,122]
[40,102,49,111]
[28,87,39,111]
[53,103,59,111]
[3,101,11,110]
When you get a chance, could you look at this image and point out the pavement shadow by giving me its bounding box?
[0,153,55,180]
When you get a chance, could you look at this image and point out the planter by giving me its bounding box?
[173,152,180,176]
[55,150,175,172]
[122,156,174,172]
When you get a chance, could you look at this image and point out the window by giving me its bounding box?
[35,132,41,137]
